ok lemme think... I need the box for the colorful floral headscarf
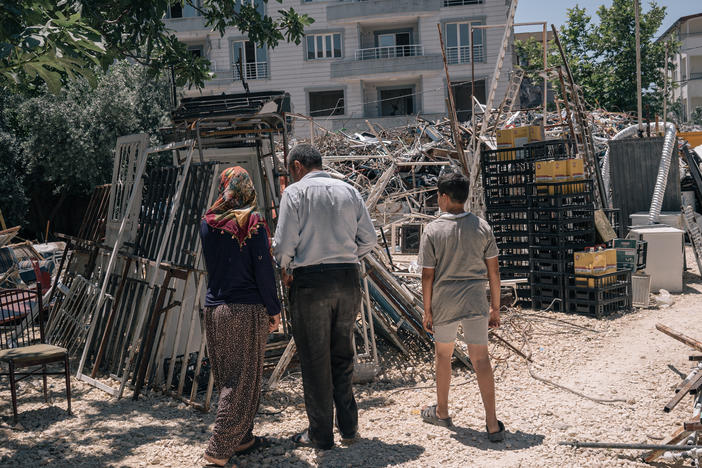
[204,166,268,247]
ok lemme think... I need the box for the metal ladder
[682,204,702,275]
[491,69,525,133]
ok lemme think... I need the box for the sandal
[420,405,452,427]
[235,436,270,455]
[291,429,334,450]
[486,420,505,443]
[201,454,227,467]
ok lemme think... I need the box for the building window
[306,33,342,60]
[232,41,268,80]
[445,21,484,64]
[309,90,345,117]
[188,45,204,58]
[451,79,486,122]
[379,87,414,116]
[237,0,265,15]
[443,0,483,6]
[167,1,202,18]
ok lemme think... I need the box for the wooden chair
[0,285,71,422]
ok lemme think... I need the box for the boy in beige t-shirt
[417,171,505,442]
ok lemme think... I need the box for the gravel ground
[2,250,702,467]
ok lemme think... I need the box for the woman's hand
[269,313,281,333]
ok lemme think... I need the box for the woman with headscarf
[199,166,281,467]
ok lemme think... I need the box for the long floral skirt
[204,303,269,460]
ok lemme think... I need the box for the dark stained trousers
[289,265,360,448]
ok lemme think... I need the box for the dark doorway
[379,87,414,116]
[452,79,486,122]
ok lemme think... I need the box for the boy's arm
[421,267,435,333]
[485,256,501,328]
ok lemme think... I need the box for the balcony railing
[233,62,269,80]
[442,0,483,6]
[355,44,423,61]
[446,44,484,64]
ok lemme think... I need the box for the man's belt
[293,263,358,275]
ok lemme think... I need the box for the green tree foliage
[514,0,677,116]
[0,62,171,230]
[1,0,313,93]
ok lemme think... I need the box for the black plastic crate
[530,181,594,208]
[486,207,531,223]
[501,266,531,278]
[482,147,531,164]
[530,205,595,222]
[530,216,595,235]
[566,270,631,301]
[529,245,577,261]
[484,185,532,208]
[494,236,530,249]
[564,270,632,318]
[531,271,567,288]
[531,257,573,274]
[529,229,597,248]
[523,139,573,161]
[490,220,531,238]
[564,297,630,317]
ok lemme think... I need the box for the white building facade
[659,13,702,122]
[165,0,513,134]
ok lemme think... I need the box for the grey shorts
[433,316,489,345]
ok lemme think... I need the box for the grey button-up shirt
[272,171,377,270]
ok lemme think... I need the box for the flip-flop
[486,420,506,443]
[420,404,452,427]
[235,436,270,455]
[335,414,358,444]
[200,455,227,467]
[291,429,334,450]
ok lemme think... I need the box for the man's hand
[269,313,281,333]
[423,310,433,334]
[281,268,293,287]
[488,306,500,329]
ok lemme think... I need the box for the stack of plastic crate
[528,173,596,311]
[481,146,533,302]
[564,270,632,317]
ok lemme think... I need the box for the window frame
[305,32,343,60]
[167,0,203,18]
[307,88,346,117]
[230,39,270,80]
[443,19,486,65]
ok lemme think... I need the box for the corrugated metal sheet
[609,137,680,227]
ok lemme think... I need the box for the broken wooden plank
[656,323,702,354]
[664,372,702,412]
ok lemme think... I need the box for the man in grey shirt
[273,144,376,449]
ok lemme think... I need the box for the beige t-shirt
[417,212,499,325]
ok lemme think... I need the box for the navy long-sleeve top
[199,219,281,316]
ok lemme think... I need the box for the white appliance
[629,211,683,230]
[628,225,684,293]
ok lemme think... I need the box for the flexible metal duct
[648,122,676,224]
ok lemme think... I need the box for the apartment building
[658,13,702,122]
[165,0,513,134]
